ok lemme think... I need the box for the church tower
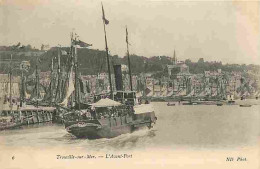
[172,50,177,65]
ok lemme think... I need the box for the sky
[0,0,259,65]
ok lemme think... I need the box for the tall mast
[62,33,74,104]
[68,32,75,108]
[73,36,80,109]
[55,47,62,102]
[166,80,168,93]
[36,57,39,107]
[101,3,113,98]
[144,76,147,97]
[71,34,80,109]
[50,58,54,103]
[9,54,13,111]
[20,69,24,107]
[126,26,133,91]
[210,81,213,97]
[152,80,155,96]
[58,47,61,100]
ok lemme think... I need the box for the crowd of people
[63,105,135,121]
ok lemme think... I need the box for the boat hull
[0,123,23,131]
[64,112,156,139]
[66,121,133,139]
[167,102,175,106]
[239,105,252,107]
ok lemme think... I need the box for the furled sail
[60,69,75,107]
[25,90,31,99]
[186,89,195,97]
[161,87,168,97]
[167,89,173,97]
[177,89,186,96]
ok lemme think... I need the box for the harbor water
[0,103,259,169]
[0,102,259,150]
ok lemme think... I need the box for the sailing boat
[0,55,23,130]
[62,4,156,139]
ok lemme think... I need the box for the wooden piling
[38,111,42,123]
[31,111,35,124]
[25,111,29,125]
[42,111,46,122]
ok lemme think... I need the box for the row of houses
[1,63,259,104]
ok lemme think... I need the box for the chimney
[113,65,123,91]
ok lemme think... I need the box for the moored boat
[0,116,22,130]
[227,100,235,104]
[63,98,156,139]
[167,102,175,106]
[60,4,157,139]
[239,104,252,107]
[216,103,223,106]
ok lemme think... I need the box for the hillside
[0,46,260,77]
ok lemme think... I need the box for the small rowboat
[216,103,223,106]
[167,102,175,106]
[239,104,252,107]
[228,100,235,104]
[0,117,22,131]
